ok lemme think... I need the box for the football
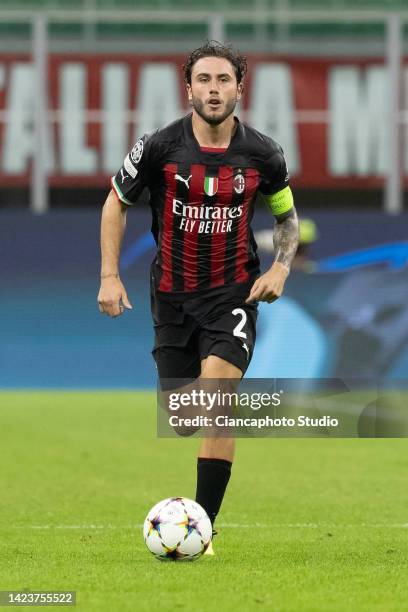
[143,497,212,561]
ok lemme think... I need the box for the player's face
[187,57,242,126]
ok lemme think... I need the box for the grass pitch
[1,391,408,611]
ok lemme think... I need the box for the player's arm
[97,189,133,318]
[246,130,300,305]
[98,135,151,317]
[246,188,299,304]
[269,186,299,270]
[247,143,299,304]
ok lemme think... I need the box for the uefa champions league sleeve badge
[131,139,144,165]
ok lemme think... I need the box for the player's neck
[191,111,236,148]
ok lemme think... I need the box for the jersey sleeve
[111,134,152,206]
[258,143,290,196]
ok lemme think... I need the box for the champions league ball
[143,497,212,561]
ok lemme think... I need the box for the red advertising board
[0,54,401,187]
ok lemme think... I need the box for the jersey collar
[183,112,242,160]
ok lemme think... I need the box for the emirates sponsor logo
[172,198,243,234]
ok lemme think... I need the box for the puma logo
[120,168,127,184]
[175,174,192,188]
[242,343,250,360]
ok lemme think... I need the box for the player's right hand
[97,276,133,318]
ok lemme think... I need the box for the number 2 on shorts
[232,308,247,339]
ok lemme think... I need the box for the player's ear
[237,82,243,100]
[186,83,193,105]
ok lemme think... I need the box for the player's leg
[195,355,241,532]
[194,298,257,537]
[199,354,241,461]
[151,290,204,434]
[154,343,204,437]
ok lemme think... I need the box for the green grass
[1,391,408,611]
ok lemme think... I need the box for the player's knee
[172,423,202,438]
[201,436,235,456]
[200,355,242,379]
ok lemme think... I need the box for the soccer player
[98,41,299,551]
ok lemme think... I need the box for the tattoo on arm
[273,208,299,270]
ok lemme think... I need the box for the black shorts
[151,281,258,381]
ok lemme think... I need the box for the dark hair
[183,41,247,85]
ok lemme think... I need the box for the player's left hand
[245,262,289,304]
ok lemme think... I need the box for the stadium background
[2,3,408,611]
[0,0,407,388]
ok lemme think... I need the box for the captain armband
[263,186,294,217]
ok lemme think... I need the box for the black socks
[195,457,232,526]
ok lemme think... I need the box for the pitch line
[8,523,408,530]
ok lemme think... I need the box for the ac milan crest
[233,173,245,194]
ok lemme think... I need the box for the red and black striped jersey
[112,114,290,293]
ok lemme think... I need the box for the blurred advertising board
[0,54,404,187]
[1,210,407,388]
